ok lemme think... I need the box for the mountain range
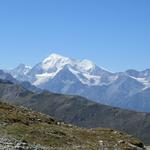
[7,53,150,112]
[0,77,150,145]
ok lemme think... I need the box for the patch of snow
[77,59,96,72]
[129,76,150,90]
[25,65,32,69]
[82,73,101,85]
[99,66,114,74]
[68,67,101,86]
[33,72,56,86]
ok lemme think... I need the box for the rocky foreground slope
[0,80,150,145]
[0,101,146,150]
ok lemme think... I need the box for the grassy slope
[0,81,150,145]
[0,101,144,150]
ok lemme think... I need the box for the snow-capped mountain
[25,53,115,87]
[9,64,31,81]
[8,53,150,112]
[126,69,150,89]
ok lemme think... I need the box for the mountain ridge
[8,53,150,112]
[0,79,150,144]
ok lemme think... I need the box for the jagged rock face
[8,54,150,112]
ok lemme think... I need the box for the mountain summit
[8,53,150,112]
[12,53,113,87]
[41,53,110,76]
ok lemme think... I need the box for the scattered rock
[0,137,48,150]
[118,140,125,144]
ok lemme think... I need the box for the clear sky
[0,0,150,72]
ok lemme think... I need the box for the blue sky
[0,0,150,72]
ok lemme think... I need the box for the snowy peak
[42,53,73,72]
[41,53,111,75]
[16,64,31,72]
[42,53,95,69]
[14,64,31,75]
[8,64,32,81]
[9,53,114,87]
[37,53,113,86]
[43,53,70,63]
